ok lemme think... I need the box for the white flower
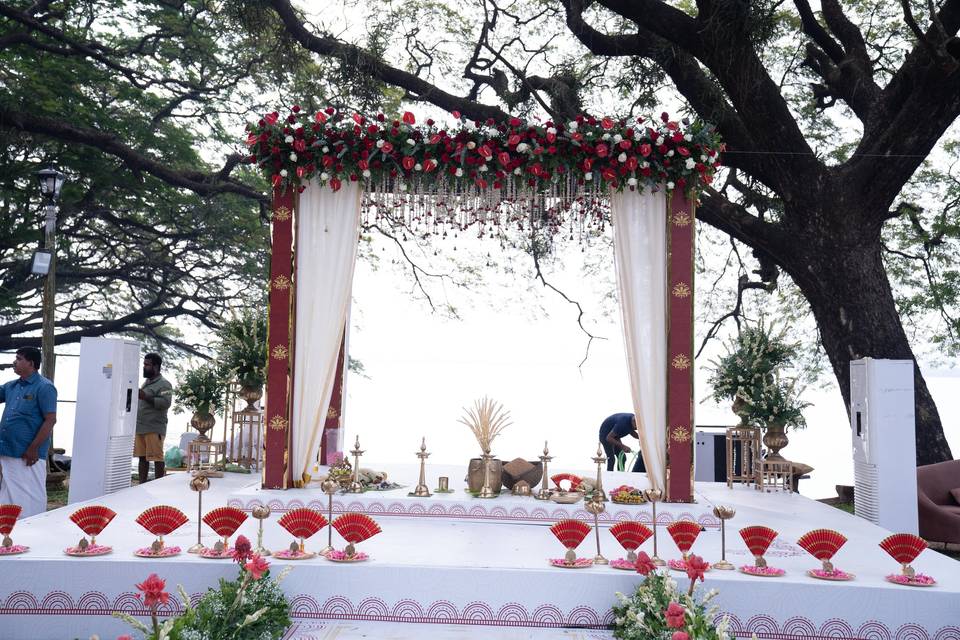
[667,150,675,157]
[656,136,664,145]
[701,155,708,162]
[284,135,294,144]
[568,121,578,131]
[322,146,329,153]
[467,141,476,149]
[479,164,488,172]
[362,169,371,178]
[279,169,288,177]
[399,182,407,191]
[686,158,696,170]
[628,177,637,186]
[516,142,530,153]
[585,172,593,181]
[641,161,650,168]
[513,167,522,175]
[376,139,384,148]
[289,152,297,162]
[320,172,329,180]
[455,167,463,177]
[602,133,611,140]
[547,127,557,135]
[618,152,627,162]
[414,163,422,171]
[684,134,692,141]
[406,138,415,146]
[667,181,675,189]
[613,134,622,143]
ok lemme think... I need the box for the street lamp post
[35,167,65,383]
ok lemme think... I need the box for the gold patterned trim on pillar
[270,344,289,360]
[671,354,691,370]
[273,206,292,222]
[671,282,691,298]
[671,212,692,227]
[272,275,291,291]
[269,415,289,431]
[670,425,692,443]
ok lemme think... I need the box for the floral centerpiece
[114,535,291,640]
[217,310,267,410]
[613,552,729,640]
[175,362,227,440]
[707,323,809,459]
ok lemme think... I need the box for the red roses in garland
[245,107,723,196]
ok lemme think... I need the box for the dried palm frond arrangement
[458,397,513,455]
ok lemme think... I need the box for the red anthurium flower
[546,132,556,143]
[381,141,394,154]
[582,158,593,171]
[423,159,437,172]
[292,105,301,113]
[351,113,363,125]
[293,139,306,153]
[634,551,656,576]
[508,134,522,147]
[429,134,442,145]
[601,117,614,130]
[135,574,169,609]
[402,111,416,124]
[478,144,493,159]
[596,143,609,158]
[497,152,511,166]
[271,174,282,187]
[475,178,488,189]
[329,177,342,191]
[667,120,679,130]
[358,159,369,170]
[265,112,279,125]
[509,117,522,127]
[296,166,306,178]
[677,146,690,156]
[452,110,461,119]
[402,156,416,171]
[619,140,632,150]
[601,166,617,181]
[626,156,638,171]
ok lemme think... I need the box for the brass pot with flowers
[217,310,267,412]
[175,363,227,441]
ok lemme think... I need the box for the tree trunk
[786,229,952,466]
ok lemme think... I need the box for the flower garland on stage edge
[244,107,723,198]
[613,552,730,640]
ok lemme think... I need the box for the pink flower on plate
[244,554,270,580]
[135,574,169,609]
[665,602,686,628]
[634,551,656,576]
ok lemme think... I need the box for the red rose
[667,121,679,131]
[402,156,415,171]
[509,117,522,127]
[324,106,335,115]
[292,105,301,113]
[402,111,416,125]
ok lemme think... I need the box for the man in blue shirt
[599,413,646,473]
[0,347,57,517]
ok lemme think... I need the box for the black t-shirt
[599,413,635,440]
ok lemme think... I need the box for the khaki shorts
[134,433,165,462]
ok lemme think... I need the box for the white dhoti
[0,455,46,518]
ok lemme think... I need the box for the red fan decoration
[202,507,248,538]
[740,525,777,558]
[332,513,381,558]
[136,506,189,537]
[667,520,702,557]
[69,505,117,538]
[550,473,583,491]
[609,521,652,561]
[278,508,328,540]
[0,504,21,536]
[550,518,592,564]
[879,533,927,566]
[797,529,846,564]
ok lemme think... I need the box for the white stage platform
[0,465,958,640]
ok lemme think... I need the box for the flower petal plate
[0,545,28,556]
[739,564,785,577]
[273,549,317,560]
[885,574,936,587]
[64,544,112,557]
[198,547,235,559]
[807,568,854,581]
[609,558,636,571]
[549,557,593,569]
[326,551,369,563]
[134,546,181,558]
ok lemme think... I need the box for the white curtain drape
[611,189,667,491]
[291,181,362,484]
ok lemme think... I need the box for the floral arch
[247,107,723,503]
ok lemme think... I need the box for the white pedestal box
[67,337,141,504]
[849,357,918,533]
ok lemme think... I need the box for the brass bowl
[549,491,583,504]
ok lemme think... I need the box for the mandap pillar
[665,190,695,502]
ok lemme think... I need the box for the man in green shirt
[134,352,173,483]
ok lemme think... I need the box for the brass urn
[191,411,216,441]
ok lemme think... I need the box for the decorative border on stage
[1,591,957,639]
[225,497,722,528]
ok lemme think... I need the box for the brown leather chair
[916,460,960,544]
